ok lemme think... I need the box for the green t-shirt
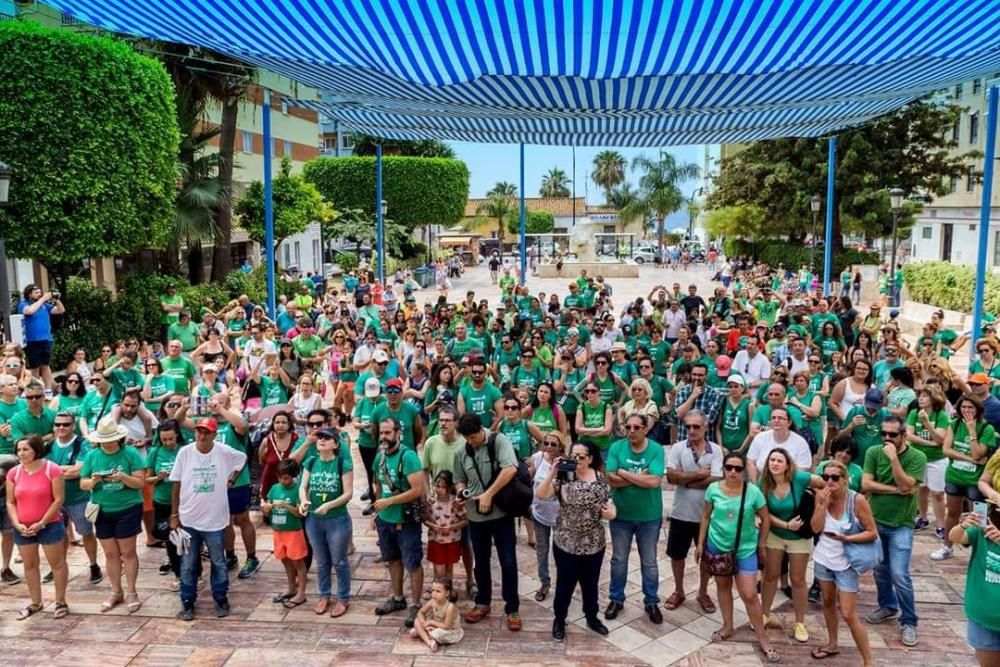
[420,433,466,478]
[293,335,325,360]
[963,526,1000,631]
[80,445,147,513]
[79,391,115,431]
[144,375,175,412]
[754,300,780,327]
[606,438,664,523]
[258,375,289,407]
[146,444,180,505]
[705,481,767,558]
[218,421,250,488]
[371,401,421,451]
[843,406,889,462]
[872,359,903,390]
[161,358,197,395]
[167,321,201,351]
[374,447,423,524]
[816,459,863,492]
[946,420,997,488]
[499,418,532,459]
[760,469,813,541]
[160,294,183,325]
[459,382,503,428]
[46,437,90,505]
[563,294,585,309]
[267,479,304,531]
[554,367,586,413]
[510,364,550,396]
[10,407,56,442]
[55,395,85,424]
[720,397,751,450]
[751,403,804,431]
[0,398,26,455]
[862,444,926,527]
[352,398,384,448]
[110,367,143,400]
[905,408,949,462]
[579,400,612,450]
[448,337,480,358]
[935,329,958,360]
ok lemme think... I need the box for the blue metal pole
[376,144,384,285]
[263,89,276,319]
[823,136,836,298]
[519,143,526,284]
[972,85,999,352]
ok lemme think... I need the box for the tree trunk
[497,217,504,262]
[657,216,665,260]
[162,240,182,277]
[187,241,205,285]
[210,96,238,282]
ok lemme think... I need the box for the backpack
[470,433,533,517]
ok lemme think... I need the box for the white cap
[364,377,382,398]
[372,349,389,363]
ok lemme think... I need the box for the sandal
[126,592,142,614]
[16,603,43,621]
[282,597,307,609]
[313,598,330,615]
[534,584,550,602]
[101,591,124,612]
[711,629,733,642]
[330,600,349,618]
[663,591,686,610]
[811,647,840,660]
[272,593,294,604]
[53,602,69,619]
[697,594,716,614]
[763,648,780,663]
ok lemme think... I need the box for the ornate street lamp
[889,187,904,306]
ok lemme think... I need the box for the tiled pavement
[0,265,978,665]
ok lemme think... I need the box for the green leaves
[235,156,328,250]
[0,22,178,266]
[903,262,1000,314]
[505,210,555,235]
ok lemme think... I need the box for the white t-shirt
[747,430,812,473]
[119,413,158,458]
[662,309,686,338]
[731,350,772,385]
[242,338,277,370]
[169,442,247,531]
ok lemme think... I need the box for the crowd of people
[1,258,997,664]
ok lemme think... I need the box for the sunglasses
[583,388,598,394]
[821,474,842,482]
[684,423,704,429]
[624,425,644,432]
[166,402,181,409]
[54,422,73,428]
[880,430,901,437]
[595,360,608,366]
[543,441,561,447]
[386,388,402,394]
[724,464,745,473]
[66,379,80,384]
[308,421,327,428]
[25,395,43,401]
[376,361,388,366]
[570,453,589,460]
[504,404,520,410]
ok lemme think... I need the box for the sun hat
[86,417,129,444]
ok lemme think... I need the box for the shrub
[902,261,999,313]
[721,239,877,282]
[335,252,359,273]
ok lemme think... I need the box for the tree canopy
[236,156,331,254]
[304,157,469,231]
[505,210,555,235]
[350,135,456,158]
[0,22,179,278]
[592,150,627,204]
[323,208,425,261]
[540,168,571,197]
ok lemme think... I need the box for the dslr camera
[556,459,577,483]
[459,488,473,500]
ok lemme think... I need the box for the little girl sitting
[410,577,463,652]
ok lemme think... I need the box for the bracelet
[170,513,179,518]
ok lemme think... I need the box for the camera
[459,488,473,500]
[51,291,61,301]
[556,459,577,483]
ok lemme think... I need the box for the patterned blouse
[423,497,467,544]
[553,474,611,555]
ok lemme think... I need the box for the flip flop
[711,629,733,642]
[811,647,840,660]
[283,598,307,609]
[16,603,42,621]
[272,593,294,604]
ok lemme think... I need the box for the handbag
[705,482,748,577]
[790,478,818,539]
[843,490,882,574]
[84,500,100,523]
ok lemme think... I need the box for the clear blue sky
[450,142,704,203]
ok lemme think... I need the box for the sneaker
[0,567,21,584]
[375,596,408,616]
[506,612,522,631]
[935,527,946,541]
[914,517,930,531]
[865,608,899,625]
[238,556,262,579]
[930,546,953,561]
[404,604,420,628]
[901,624,918,647]
[178,604,195,621]
[89,564,103,584]
[225,554,238,571]
[808,580,821,603]
[42,570,53,583]
[794,622,809,642]
[215,597,231,618]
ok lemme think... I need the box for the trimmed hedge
[723,239,878,279]
[902,261,1000,314]
[304,157,469,231]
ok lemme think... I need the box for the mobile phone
[974,501,989,527]
[822,531,839,538]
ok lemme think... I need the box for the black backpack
[470,433,533,517]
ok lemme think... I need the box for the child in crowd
[410,577,463,652]
[263,459,307,608]
[422,470,468,587]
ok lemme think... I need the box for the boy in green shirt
[263,458,308,607]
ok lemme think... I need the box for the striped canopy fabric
[47,0,1000,146]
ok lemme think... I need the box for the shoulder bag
[843,490,882,573]
[470,433,533,517]
[790,476,818,539]
[705,482,748,577]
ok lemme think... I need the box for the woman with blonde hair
[617,377,659,430]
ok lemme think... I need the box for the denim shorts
[706,539,758,575]
[968,618,1000,651]
[95,503,143,540]
[945,482,986,501]
[13,519,65,546]
[63,500,95,537]
[813,560,860,593]
[375,517,423,571]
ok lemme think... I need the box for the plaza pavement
[0,262,976,666]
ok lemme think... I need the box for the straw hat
[87,417,128,444]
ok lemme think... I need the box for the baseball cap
[566,327,579,337]
[316,427,339,439]
[715,355,732,377]
[195,417,218,433]
[202,363,219,373]
[864,387,884,409]
[970,372,990,385]
[726,373,746,388]
[372,349,389,363]
[386,378,404,391]
[364,377,382,398]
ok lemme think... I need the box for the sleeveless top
[838,380,867,419]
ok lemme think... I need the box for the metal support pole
[889,208,899,307]
[822,137,836,297]
[519,143,526,285]
[263,89,276,319]
[811,210,817,269]
[973,85,999,352]
[376,144,385,285]
[0,240,10,342]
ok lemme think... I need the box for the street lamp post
[0,162,11,342]
[889,187,904,307]
[810,194,821,269]
[377,198,387,282]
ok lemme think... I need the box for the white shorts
[922,458,947,493]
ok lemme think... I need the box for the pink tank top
[11,460,62,525]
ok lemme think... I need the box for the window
[294,242,301,268]
[280,100,289,115]
[994,231,1000,266]
[949,175,958,193]
[971,113,980,144]
[922,226,933,239]
[312,239,321,271]
[968,171,976,192]
[340,134,356,150]
[952,118,960,142]
[273,138,280,157]
[955,83,963,99]
[241,130,253,153]
[284,140,293,157]
[283,243,291,267]
[323,136,338,151]
[974,79,983,95]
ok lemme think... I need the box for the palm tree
[632,153,701,252]
[540,168,571,197]
[477,186,517,261]
[592,150,628,204]
[608,184,650,236]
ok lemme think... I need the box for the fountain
[535,220,641,278]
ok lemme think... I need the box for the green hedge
[304,157,469,231]
[723,239,878,279]
[902,261,1000,314]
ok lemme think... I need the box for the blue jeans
[609,518,661,605]
[305,514,352,601]
[873,523,918,627]
[180,527,227,605]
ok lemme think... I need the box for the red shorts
[427,540,462,565]
[273,529,308,561]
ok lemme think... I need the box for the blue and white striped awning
[45,0,1000,146]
